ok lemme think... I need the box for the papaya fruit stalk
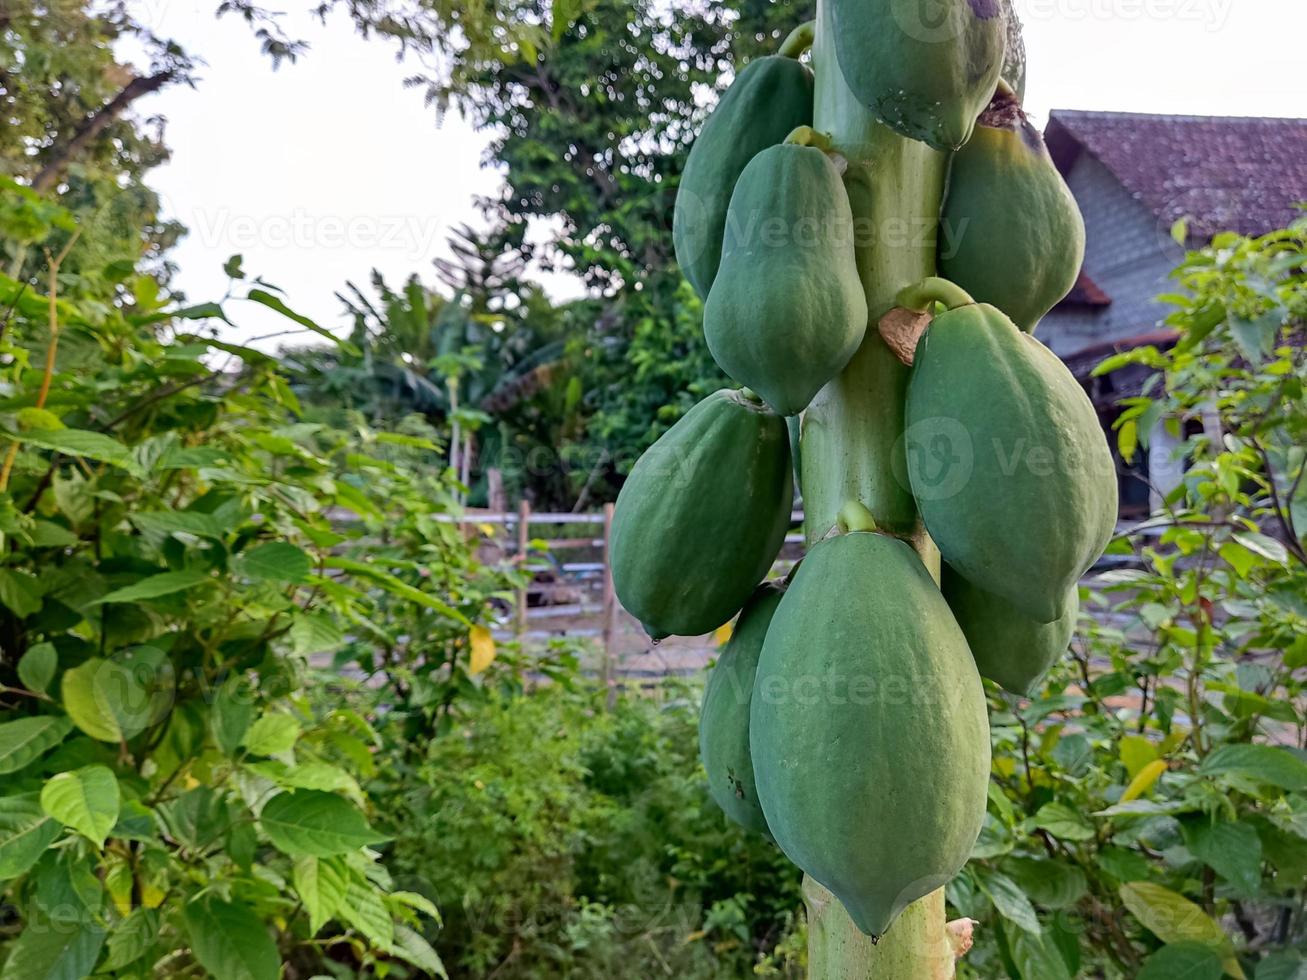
[794,2,998,975]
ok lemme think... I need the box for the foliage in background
[0,1,192,285]
[266,0,807,504]
[282,223,599,509]
[0,186,525,978]
[952,219,1307,980]
[356,676,804,979]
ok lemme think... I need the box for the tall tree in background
[313,0,815,485]
[0,1,194,284]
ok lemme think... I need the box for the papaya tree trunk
[797,3,959,976]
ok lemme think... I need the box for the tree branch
[31,70,180,195]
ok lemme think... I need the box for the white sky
[134,0,1307,347]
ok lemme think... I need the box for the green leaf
[246,760,362,801]
[234,541,312,583]
[1098,846,1153,883]
[8,428,138,472]
[183,897,279,980]
[1135,942,1224,980]
[0,793,61,879]
[290,612,344,656]
[0,914,105,980]
[0,568,42,617]
[1003,856,1088,909]
[1231,531,1289,566]
[212,675,257,757]
[293,855,348,934]
[102,907,159,971]
[324,555,471,625]
[389,890,441,922]
[28,521,77,548]
[172,301,229,322]
[17,643,57,694]
[247,288,360,355]
[60,650,175,743]
[94,569,209,604]
[1219,540,1259,578]
[1184,820,1263,893]
[1119,883,1244,979]
[1255,952,1307,980]
[982,870,1040,935]
[1031,801,1096,842]
[130,508,240,540]
[1010,928,1072,980]
[242,714,300,756]
[1199,743,1307,791]
[259,790,387,857]
[1228,311,1280,362]
[392,924,448,978]
[112,799,157,843]
[338,867,394,951]
[40,765,120,847]
[0,716,73,774]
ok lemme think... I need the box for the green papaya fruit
[699,582,784,837]
[943,565,1078,696]
[904,303,1117,623]
[751,531,989,938]
[703,141,867,417]
[829,0,1006,151]
[611,389,793,638]
[673,56,815,300]
[939,90,1085,332]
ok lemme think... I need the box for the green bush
[369,677,803,978]
[953,220,1307,979]
[0,183,523,978]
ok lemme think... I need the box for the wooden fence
[441,503,806,682]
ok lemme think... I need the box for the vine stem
[0,227,81,493]
[797,2,965,976]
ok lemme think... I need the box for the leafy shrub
[953,220,1307,979]
[369,677,803,978]
[0,186,518,977]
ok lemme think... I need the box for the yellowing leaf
[140,882,165,909]
[105,859,134,916]
[1121,759,1168,802]
[1119,882,1245,979]
[1118,419,1139,464]
[469,626,496,675]
[1160,728,1190,755]
[714,622,734,647]
[1119,735,1159,780]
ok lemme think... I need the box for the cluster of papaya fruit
[612,0,1117,943]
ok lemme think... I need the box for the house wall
[1038,153,1186,358]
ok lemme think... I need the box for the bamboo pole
[514,498,530,636]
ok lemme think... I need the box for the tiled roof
[1045,111,1307,238]
[1061,271,1112,307]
